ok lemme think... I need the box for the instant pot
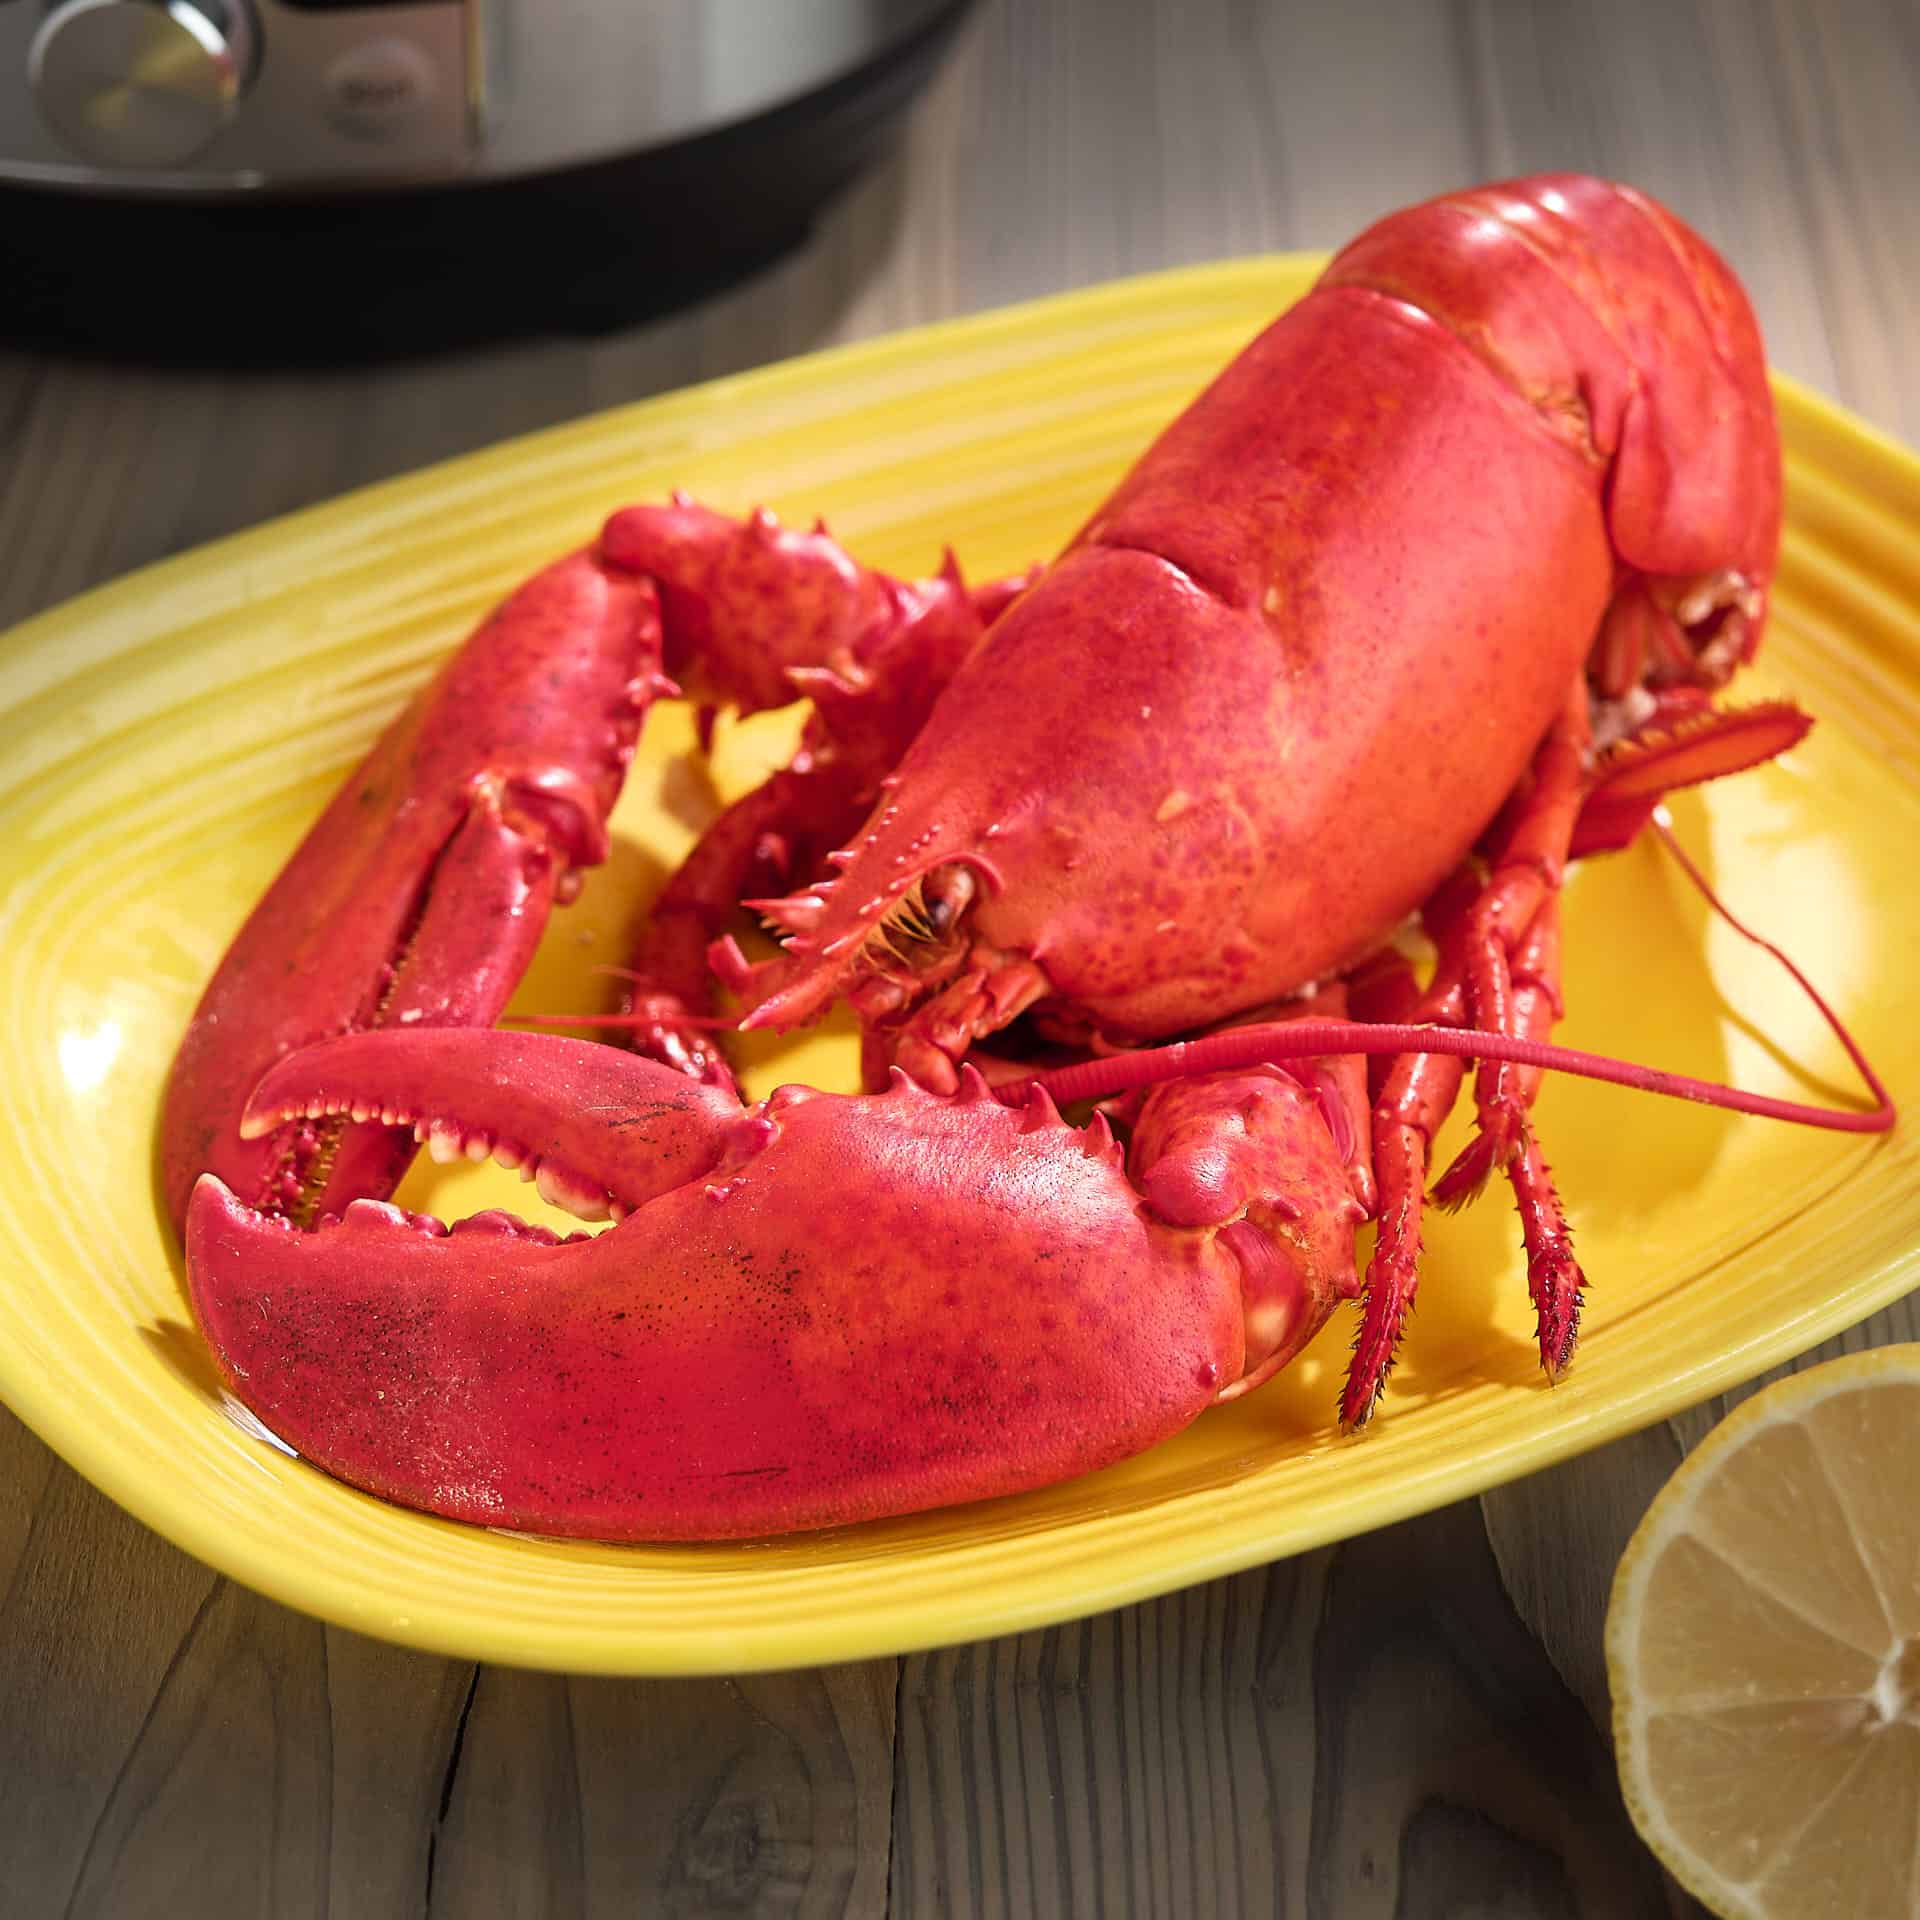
[0,0,970,356]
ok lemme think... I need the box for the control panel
[3,0,474,190]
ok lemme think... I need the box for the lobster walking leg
[1506,1086,1582,1377]
[1346,652,1800,1419]
[1419,672,1820,1378]
[1447,891,1585,1376]
[1347,967,1467,1428]
[1433,686,1591,1199]
[1343,692,1590,1424]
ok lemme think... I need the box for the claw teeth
[416,1116,499,1165]
[450,1210,565,1246]
[1020,1084,1063,1133]
[343,1199,408,1231]
[534,1159,612,1223]
[335,1198,452,1238]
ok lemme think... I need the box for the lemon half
[1606,1346,1920,1917]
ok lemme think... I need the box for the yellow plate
[2,260,1916,1676]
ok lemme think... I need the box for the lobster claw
[160,547,663,1233]
[186,1031,1366,1539]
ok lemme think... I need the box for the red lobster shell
[165,175,1849,1542]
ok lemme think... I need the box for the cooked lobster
[163,175,1881,1542]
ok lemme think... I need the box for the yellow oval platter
[2,259,1916,1675]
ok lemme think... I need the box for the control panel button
[322,36,438,141]
[29,0,257,169]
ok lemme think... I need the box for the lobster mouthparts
[188,1032,1303,1540]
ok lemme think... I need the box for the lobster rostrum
[165,175,1882,1544]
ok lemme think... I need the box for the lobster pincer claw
[186,1033,1365,1540]
[160,547,663,1236]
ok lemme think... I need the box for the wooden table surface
[3,2,1916,1913]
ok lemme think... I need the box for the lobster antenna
[1010,810,1895,1134]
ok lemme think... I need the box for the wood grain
[889,1506,1690,1917]
[426,1662,896,1917]
[1,0,1916,1913]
